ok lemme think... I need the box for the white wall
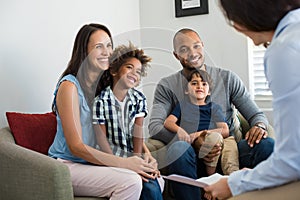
[0,0,140,127]
[139,0,249,111]
[138,0,276,125]
[0,0,272,128]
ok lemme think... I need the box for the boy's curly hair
[95,42,151,96]
[109,42,151,77]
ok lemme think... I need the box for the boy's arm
[93,124,113,154]
[164,114,190,142]
[133,117,144,156]
[213,122,229,138]
[164,114,179,133]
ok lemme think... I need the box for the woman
[204,1,300,199]
[48,23,157,200]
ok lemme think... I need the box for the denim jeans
[238,137,274,168]
[166,138,274,200]
[140,178,163,200]
[167,141,202,200]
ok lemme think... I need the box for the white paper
[162,173,227,188]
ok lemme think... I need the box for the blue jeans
[238,137,274,168]
[166,138,274,200]
[140,178,162,200]
[167,141,202,200]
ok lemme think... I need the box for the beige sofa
[0,127,105,200]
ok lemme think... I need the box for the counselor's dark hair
[219,0,300,32]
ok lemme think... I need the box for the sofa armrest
[0,139,74,200]
[0,127,15,143]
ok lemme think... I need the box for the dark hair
[60,23,112,78]
[185,69,213,92]
[53,23,112,112]
[95,42,151,96]
[219,0,300,32]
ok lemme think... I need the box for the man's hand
[245,123,268,147]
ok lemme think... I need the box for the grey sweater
[149,65,268,144]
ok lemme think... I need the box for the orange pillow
[6,112,57,155]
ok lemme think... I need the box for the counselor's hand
[204,177,232,200]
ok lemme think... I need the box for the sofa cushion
[6,112,57,155]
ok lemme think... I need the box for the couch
[0,126,105,200]
[1,110,298,200]
[0,112,107,200]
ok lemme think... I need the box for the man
[149,28,274,200]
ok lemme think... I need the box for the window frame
[248,39,273,101]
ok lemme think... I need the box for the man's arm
[149,80,177,144]
[229,71,269,145]
[229,71,268,127]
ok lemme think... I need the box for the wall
[139,0,274,125]
[0,0,273,128]
[139,0,248,108]
[0,0,140,127]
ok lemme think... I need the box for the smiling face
[87,30,113,70]
[113,57,142,90]
[186,73,210,105]
[173,31,205,70]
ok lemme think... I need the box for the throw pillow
[6,112,57,155]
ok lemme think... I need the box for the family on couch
[49,12,274,199]
[3,0,298,200]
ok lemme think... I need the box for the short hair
[185,69,213,91]
[173,28,201,50]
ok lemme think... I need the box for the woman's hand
[121,156,156,181]
[143,152,161,179]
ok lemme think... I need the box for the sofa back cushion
[6,112,57,155]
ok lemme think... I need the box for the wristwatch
[255,124,267,131]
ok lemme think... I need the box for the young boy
[164,69,235,175]
[92,42,163,199]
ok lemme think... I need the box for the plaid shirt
[93,86,147,157]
